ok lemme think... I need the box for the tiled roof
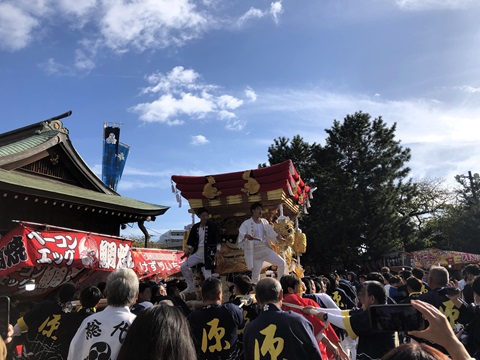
[0,168,169,216]
[0,131,58,157]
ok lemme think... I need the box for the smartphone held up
[369,304,426,332]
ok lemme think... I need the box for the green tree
[311,112,415,266]
[259,135,319,184]
[399,178,454,251]
[264,111,419,270]
[418,172,480,254]
[455,171,480,207]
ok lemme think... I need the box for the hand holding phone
[408,300,471,360]
[369,303,425,332]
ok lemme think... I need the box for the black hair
[400,270,412,281]
[97,281,107,293]
[320,276,331,290]
[117,305,196,360]
[301,277,313,294]
[382,342,449,360]
[233,275,253,295]
[363,280,386,304]
[201,277,222,302]
[323,274,336,293]
[250,202,263,212]
[406,277,422,293]
[139,282,152,293]
[388,276,401,286]
[166,279,187,294]
[313,280,322,293]
[464,264,480,276]
[280,274,301,294]
[411,268,425,280]
[472,276,480,296]
[196,207,209,216]
[367,272,386,284]
[58,282,76,303]
[80,286,102,309]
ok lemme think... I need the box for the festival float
[171,160,314,277]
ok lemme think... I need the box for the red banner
[132,248,184,282]
[0,225,134,277]
[0,224,184,299]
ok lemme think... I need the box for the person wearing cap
[181,207,221,294]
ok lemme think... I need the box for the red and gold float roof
[171,160,311,218]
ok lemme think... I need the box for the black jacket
[187,219,221,269]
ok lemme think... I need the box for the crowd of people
[0,203,479,360]
[1,262,479,360]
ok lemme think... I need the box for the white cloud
[122,167,175,177]
[0,3,39,51]
[117,179,166,191]
[218,110,236,120]
[130,66,248,128]
[191,135,209,145]
[225,119,246,131]
[98,0,210,52]
[0,1,283,71]
[237,7,265,26]
[395,0,479,10]
[216,95,243,109]
[131,93,214,123]
[142,66,203,94]
[74,49,96,71]
[247,86,480,185]
[236,3,283,27]
[245,87,257,102]
[166,119,185,126]
[58,0,97,18]
[454,85,480,94]
[38,58,74,76]
[270,1,283,24]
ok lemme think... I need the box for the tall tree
[418,172,480,254]
[311,112,415,267]
[259,135,319,184]
[398,178,454,251]
[263,111,417,270]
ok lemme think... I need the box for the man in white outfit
[238,202,286,283]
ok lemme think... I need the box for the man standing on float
[238,202,286,283]
[181,207,221,294]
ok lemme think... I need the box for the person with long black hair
[117,304,196,360]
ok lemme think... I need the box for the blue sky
[1,0,480,239]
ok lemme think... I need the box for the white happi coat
[237,217,279,269]
[67,306,136,360]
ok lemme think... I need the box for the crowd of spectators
[1,261,480,360]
